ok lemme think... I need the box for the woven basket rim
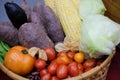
[64,50,115,80]
[0,51,115,80]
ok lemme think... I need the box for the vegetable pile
[31,47,105,80]
[0,0,120,80]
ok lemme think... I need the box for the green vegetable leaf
[0,41,10,51]
[79,15,120,57]
[0,44,6,54]
[79,0,106,19]
[0,56,4,64]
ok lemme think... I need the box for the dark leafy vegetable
[0,41,10,51]
[4,2,28,29]
[0,41,10,64]
[0,56,4,64]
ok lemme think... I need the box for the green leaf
[0,41,10,51]
[79,14,120,57]
[79,0,106,19]
[0,56,4,64]
[0,44,6,54]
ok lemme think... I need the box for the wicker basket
[64,51,115,80]
[0,51,115,80]
[0,0,120,80]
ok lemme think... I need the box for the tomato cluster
[34,47,103,80]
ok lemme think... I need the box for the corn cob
[44,0,57,15]
[45,0,80,14]
[71,0,80,10]
[54,0,82,42]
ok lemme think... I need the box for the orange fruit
[74,52,85,63]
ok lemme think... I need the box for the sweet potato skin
[33,2,65,43]
[0,21,19,46]
[21,0,31,21]
[33,2,47,26]
[43,5,65,43]
[30,11,47,33]
[33,2,45,19]
[18,23,54,49]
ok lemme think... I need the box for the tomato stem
[22,50,28,54]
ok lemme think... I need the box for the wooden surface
[103,0,120,23]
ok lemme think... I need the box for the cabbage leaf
[79,15,120,57]
[79,0,106,19]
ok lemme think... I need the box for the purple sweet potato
[21,0,31,21]
[0,21,19,46]
[30,11,46,33]
[43,5,65,43]
[33,2,65,43]
[33,2,45,19]
[18,23,54,49]
[33,2,46,26]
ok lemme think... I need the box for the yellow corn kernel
[55,0,82,42]
[71,0,80,10]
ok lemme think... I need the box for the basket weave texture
[0,51,115,80]
[64,51,115,80]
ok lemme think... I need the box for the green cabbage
[79,15,120,57]
[79,0,106,19]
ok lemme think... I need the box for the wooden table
[0,51,120,80]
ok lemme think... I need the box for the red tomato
[41,73,51,80]
[51,76,60,80]
[78,63,84,71]
[35,59,46,70]
[67,51,75,60]
[47,61,58,75]
[57,51,67,57]
[44,47,56,61]
[68,62,79,77]
[56,64,68,79]
[56,55,70,65]
[78,63,84,74]
[40,69,48,77]
[83,58,96,69]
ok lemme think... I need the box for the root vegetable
[18,23,54,49]
[21,0,31,21]
[0,21,19,46]
[33,2,65,43]
[43,5,65,43]
[30,11,47,33]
